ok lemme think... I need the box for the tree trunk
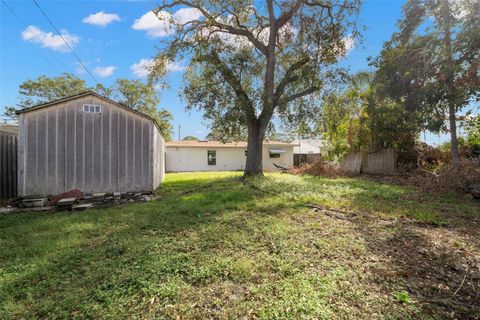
[449,104,460,164]
[244,120,267,177]
[443,0,460,165]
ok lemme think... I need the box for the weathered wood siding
[341,149,396,175]
[0,131,17,199]
[341,152,363,174]
[362,149,396,175]
[18,94,164,196]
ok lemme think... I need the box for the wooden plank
[127,113,134,191]
[111,108,119,191]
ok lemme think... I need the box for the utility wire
[1,0,62,73]
[31,0,99,84]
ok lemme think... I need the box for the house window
[269,148,286,159]
[244,150,247,156]
[83,104,102,113]
[207,150,216,165]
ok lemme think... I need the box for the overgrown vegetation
[1,172,478,319]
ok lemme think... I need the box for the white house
[293,139,331,156]
[165,140,295,172]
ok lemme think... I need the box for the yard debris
[306,204,357,220]
[3,190,157,214]
[72,203,94,211]
[408,158,480,199]
[273,162,289,172]
[56,197,79,211]
[51,189,85,204]
[22,197,48,208]
[290,159,346,178]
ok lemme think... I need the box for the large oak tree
[149,0,360,176]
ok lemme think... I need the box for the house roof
[166,140,295,148]
[15,91,166,137]
[0,124,18,135]
[293,139,330,154]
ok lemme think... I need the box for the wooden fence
[0,132,17,199]
[341,149,396,175]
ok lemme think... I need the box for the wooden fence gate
[0,132,17,199]
[341,149,396,175]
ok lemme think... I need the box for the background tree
[2,73,88,116]
[372,0,480,164]
[150,0,360,176]
[2,74,174,140]
[113,79,173,140]
[183,135,199,141]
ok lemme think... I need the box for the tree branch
[154,1,268,55]
[197,51,257,121]
[276,86,321,106]
[276,0,304,29]
[274,57,310,102]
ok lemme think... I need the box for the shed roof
[15,91,165,137]
[166,140,295,148]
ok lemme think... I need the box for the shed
[16,91,165,197]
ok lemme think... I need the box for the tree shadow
[0,174,300,317]
[349,216,480,319]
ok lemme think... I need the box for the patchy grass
[1,172,479,319]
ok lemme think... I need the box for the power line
[31,0,99,84]
[1,0,62,73]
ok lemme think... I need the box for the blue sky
[0,0,455,143]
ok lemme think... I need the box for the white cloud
[343,35,355,54]
[130,58,185,78]
[132,8,202,38]
[83,11,121,27]
[21,25,79,52]
[94,66,116,77]
[167,61,186,73]
[130,58,152,78]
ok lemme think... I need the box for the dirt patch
[304,204,480,319]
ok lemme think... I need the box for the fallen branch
[306,204,357,221]
[449,268,468,300]
[273,163,289,173]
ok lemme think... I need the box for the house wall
[165,145,293,172]
[18,95,162,196]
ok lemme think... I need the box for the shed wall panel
[127,114,134,191]
[93,107,103,193]
[25,115,37,195]
[101,102,111,191]
[110,108,119,191]
[47,109,57,193]
[65,100,77,191]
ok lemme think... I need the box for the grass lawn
[1,172,479,319]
